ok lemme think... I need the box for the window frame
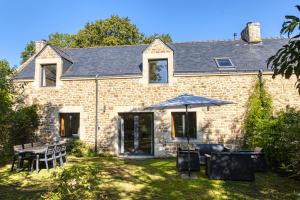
[171,112,197,139]
[148,59,168,84]
[40,63,57,87]
[59,112,80,138]
[214,57,235,69]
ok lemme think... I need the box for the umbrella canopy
[145,93,234,110]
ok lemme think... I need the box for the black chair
[196,144,230,165]
[205,153,231,180]
[177,148,200,172]
[239,148,267,172]
[31,145,55,172]
[230,153,255,181]
[206,152,255,181]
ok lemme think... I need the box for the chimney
[241,22,262,43]
[35,40,47,53]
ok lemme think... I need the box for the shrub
[243,77,300,178]
[267,108,300,178]
[67,139,94,157]
[42,165,103,200]
[243,78,273,149]
[0,60,40,159]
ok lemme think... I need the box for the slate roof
[14,38,287,80]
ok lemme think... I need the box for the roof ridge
[171,36,286,45]
[64,43,148,50]
[63,36,288,50]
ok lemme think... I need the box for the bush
[0,59,40,159]
[266,108,300,178]
[67,139,94,157]
[243,78,273,149]
[42,165,103,200]
[243,77,300,179]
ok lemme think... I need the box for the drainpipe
[258,69,263,101]
[95,74,99,152]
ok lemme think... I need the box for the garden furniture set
[177,143,266,181]
[11,141,67,173]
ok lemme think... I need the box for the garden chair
[60,142,67,164]
[54,144,63,166]
[31,145,55,172]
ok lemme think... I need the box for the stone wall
[19,73,300,157]
[17,40,300,157]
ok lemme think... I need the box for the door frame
[118,112,154,156]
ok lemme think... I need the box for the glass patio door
[119,113,153,155]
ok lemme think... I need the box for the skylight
[215,58,235,69]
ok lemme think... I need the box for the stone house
[14,22,300,157]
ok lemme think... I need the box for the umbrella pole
[185,104,191,177]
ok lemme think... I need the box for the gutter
[95,74,99,152]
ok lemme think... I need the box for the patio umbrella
[145,93,234,176]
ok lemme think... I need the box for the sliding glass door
[119,113,153,155]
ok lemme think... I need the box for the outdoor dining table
[14,141,65,173]
[15,145,47,172]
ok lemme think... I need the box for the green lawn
[0,156,300,200]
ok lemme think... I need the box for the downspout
[258,69,263,103]
[95,74,99,152]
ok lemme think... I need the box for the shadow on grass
[1,156,300,200]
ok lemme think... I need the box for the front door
[119,113,153,155]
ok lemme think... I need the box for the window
[60,113,80,137]
[215,58,234,68]
[171,112,196,139]
[41,64,57,87]
[149,59,168,83]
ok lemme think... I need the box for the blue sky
[0,0,298,66]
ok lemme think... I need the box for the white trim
[13,79,34,82]
[61,74,142,81]
[15,71,273,82]
[173,71,274,77]
[166,108,203,143]
[214,57,235,69]
[34,58,63,89]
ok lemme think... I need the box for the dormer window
[215,58,235,69]
[41,64,57,87]
[149,59,168,83]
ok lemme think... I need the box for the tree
[48,32,76,48]
[268,5,300,93]
[0,60,14,120]
[0,59,39,156]
[20,41,35,64]
[75,15,143,47]
[20,15,173,63]
[142,33,172,44]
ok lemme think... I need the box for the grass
[0,156,300,200]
